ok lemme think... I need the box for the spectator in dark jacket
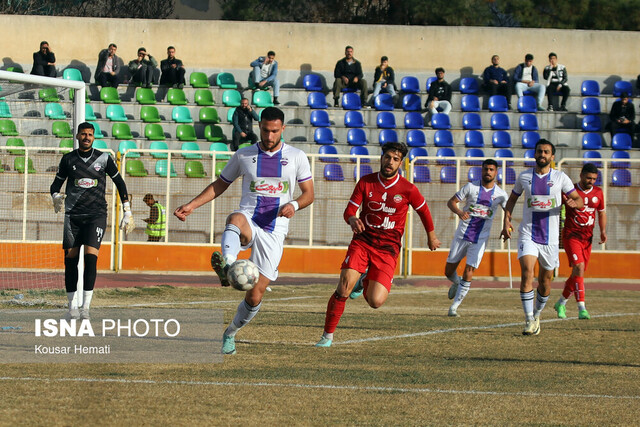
[31,41,56,77]
[426,67,452,115]
[543,52,570,111]
[95,43,119,88]
[372,56,396,100]
[160,46,186,88]
[333,46,368,107]
[482,55,511,108]
[609,92,635,136]
[231,98,259,151]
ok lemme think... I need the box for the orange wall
[0,243,111,269]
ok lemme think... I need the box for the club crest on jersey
[93,163,102,172]
[393,194,403,203]
[592,196,598,204]
[547,180,554,187]
[280,158,289,166]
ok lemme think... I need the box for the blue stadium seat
[582,133,603,150]
[462,113,482,130]
[376,111,396,129]
[401,76,420,94]
[303,74,323,91]
[517,96,537,113]
[310,110,331,127]
[581,80,600,96]
[307,92,328,109]
[440,165,457,183]
[425,76,437,92]
[402,94,422,111]
[409,147,429,165]
[495,148,514,166]
[582,115,602,132]
[611,151,631,168]
[468,166,482,181]
[431,113,451,129]
[581,97,601,115]
[519,114,539,131]
[613,80,633,97]
[378,129,398,145]
[353,164,373,180]
[436,147,456,165]
[404,112,424,129]
[464,130,484,148]
[319,144,339,162]
[314,127,334,145]
[374,93,394,111]
[434,130,454,147]
[347,128,367,146]
[490,113,510,130]
[324,164,344,181]
[488,95,508,112]
[611,169,631,187]
[406,129,427,147]
[413,165,431,183]
[460,95,481,112]
[465,148,484,165]
[521,131,540,149]
[611,133,632,150]
[350,145,370,163]
[344,110,365,128]
[341,92,361,110]
[582,150,602,167]
[459,77,479,94]
[523,149,536,166]
[497,167,516,185]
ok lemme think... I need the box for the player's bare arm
[447,195,470,221]
[501,192,519,240]
[427,230,441,250]
[565,190,584,210]
[174,179,230,221]
[348,216,365,234]
[278,179,315,218]
[598,210,607,244]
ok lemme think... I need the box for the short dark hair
[167,46,175,50]
[525,53,534,61]
[108,43,117,49]
[345,45,353,51]
[143,193,155,202]
[582,163,598,175]
[548,52,557,59]
[77,122,94,132]
[40,41,49,48]
[240,97,249,102]
[621,92,630,99]
[138,47,147,54]
[267,50,276,57]
[381,142,408,159]
[381,56,388,62]
[482,159,498,168]
[435,67,445,74]
[535,138,555,155]
[260,106,285,123]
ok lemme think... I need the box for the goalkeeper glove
[120,201,135,234]
[52,192,65,213]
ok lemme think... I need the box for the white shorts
[446,237,487,269]
[238,211,285,282]
[517,238,559,271]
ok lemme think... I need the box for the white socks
[520,290,534,320]
[447,272,461,285]
[451,280,471,309]
[67,291,78,310]
[221,224,241,265]
[534,291,549,318]
[82,290,93,309]
[225,300,262,337]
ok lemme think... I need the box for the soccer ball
[227,259,260,291]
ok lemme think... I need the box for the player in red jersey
[554,163,607,320]
[315,142,441,347]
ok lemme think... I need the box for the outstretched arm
[174,179,230,221]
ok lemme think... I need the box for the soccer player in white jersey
[500,139,583,335]
[445,159,508,317]
[174,107,314,355]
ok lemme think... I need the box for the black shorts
[63,215,107,250]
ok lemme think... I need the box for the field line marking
[0,376,637,400]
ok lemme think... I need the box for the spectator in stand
[95,43,120,88]
[608,92,635,136]
[482,54,511,109]
[333,46,368,108]
[31,41,56,77]
[160,46,186,88]
[231,98,259,151]
[372,56,396,102]
[513,53,545,111]
[426,67,452,115]
[249,51,280,105]
[543,52,570,111]
[128,47,157,88]
[143,194,166,242]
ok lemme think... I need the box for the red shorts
[341,239,397,292]
[563,238,592,269]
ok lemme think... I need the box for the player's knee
[368,297,385,309]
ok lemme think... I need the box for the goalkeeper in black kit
[50,122,135,320]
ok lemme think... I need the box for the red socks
[323,292,348,334]
[563,276,585,302]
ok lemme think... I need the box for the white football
[227,259,260,291]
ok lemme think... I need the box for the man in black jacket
[543,52,570,111]
[160,46,186,88]
[31,41,56,77]
[95,43,119,88]
[426,67,452,115]
[333,46,368,107]
[609,92,635,136]
[231,98,260,150]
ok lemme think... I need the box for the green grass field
[2,284,639,425]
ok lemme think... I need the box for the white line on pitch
[0,376,637,400]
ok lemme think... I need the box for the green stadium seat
[215,161,227,177]
[253,91,274,107]
[140,105,161,123]
[118,140,140,158]
[0,119,18,136]
[125,159,148,177]
[209,142,231,159]
[176,124,197,141]
[0,101,11,118]
[145,123,165,140]
[227,107,236,123]
[199,107,220,124]
[6,137,26,155]
[222,90,242,107]
[85,104,97,120]
[155,159,177,177]
[205,125,226,142]
[181,141,202,159]
[52,121,72,138]
[100,87,120,104]
[93,140,109,150]
[149,140,169,159]
[59,138,74,153]
[63,68,83,82]
[185,160,207,178]
[216,72,237,89]
[194,89,215,106]
[167,88,187,105]
[172,106,193,123]
[112,122,133,140]
[190,72,210,88]
[87,121,104,138]
[136,87,156,105]
[39,87,60,102]
[106,104,128,121]
[14,156,36,174]
[238,142,252,150]
[7,65,24,73]
[45,103,67,120]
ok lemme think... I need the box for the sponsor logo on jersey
[250,179,289,195]
[75,178,98,188]
[367,201,397,214]
[468,203,493,219]
[527,196,556,210]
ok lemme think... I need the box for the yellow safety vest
[145,202,166,237]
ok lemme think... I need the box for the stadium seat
[194,89,215,106]
[582,150,602,167]
[425,76,437,92]
[216,72,237,89]
[519,114,539,131]
[226,108,236,123]
[440,165,457,183]
[314,127,334,145]
[90,121,105,138]
[611,133,632,150]
[581,97,601,115]
[39,87,60,102]
[51,121,72,138]
[495,148,514,166]
[344,110,365,128]
[462,113,482,130]
[139,106,161,124]
[465,148,484,165]
[376,112,396,129]
[319,145,339,162]
[149,140,169,159]
[523,149,536,166]
[461,95,481,112]
[404,112,424,129]
[14,156,36,174]
[124,159,147,177]
[409,147,429,165]
[0,101,11,118]
[347,128,367,146]
[190,72,209,88]
[467,166,481,181]
[136,87,156,105]
[413,165,431,183]
[459,77,479,94]
[112,122,133,140]
[303,74,323,91]
[310,110,331,127]
[497,167,516,185]
[237,142,252,150]
[350,145,370,163]
[6,137,26,155]
[172,106,194,123]
[307,92,328,109]
[185,160,207,178]
[85,104,97,121]
[199,107,220,124]
[45,103,67,120]
[0,119,18,136]
[106,104,128,121]
[521,131,540,149]
[400,76,420,94]
[436,147,456,165]
[210,160,225,177]
[145,123,165,140]
[611,151,631,168]
[209,142,231,159]
[176,124,197,141]
[62,68,83,82]
[324,164,344,181]
[204,125,226,142]
[581,80,600,96]
[464,130,484,148]
[611,169,632,187]
[353,164,373,180]
[378,129,398,145]
[406,129,427,147]
[582,115,602,132]
[118,140,140,158]
[431,113,451,130]
[434,130,454,147]
[341,92,361,110]
[6,65,23,73]
[582,133,603,150]
[491,130,511,148]
[374,93,394,111]
[155,159,177,177]
[222,89,242,107]
[402,94,421,111]
[93,140,108,150]
[100,87,120,103]
[613,80,633,97]
[181,141,202,159]
[167,88,188,105]
[488,95,508,112]
[490,113,510,130]
[253,91,274,107]
[517,96,537,113]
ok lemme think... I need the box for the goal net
[0,70,85,305]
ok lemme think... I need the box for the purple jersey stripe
[531,173,550,244]
[463,186,493,243]
[257,149,282,178]
[252,195,279,233]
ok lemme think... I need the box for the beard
[535,157,550,168]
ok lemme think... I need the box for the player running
[555,163,607,320]
[174,107,314,355]
[316,142,440,347]
[501,139,583,336]
[445,159,508,317]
